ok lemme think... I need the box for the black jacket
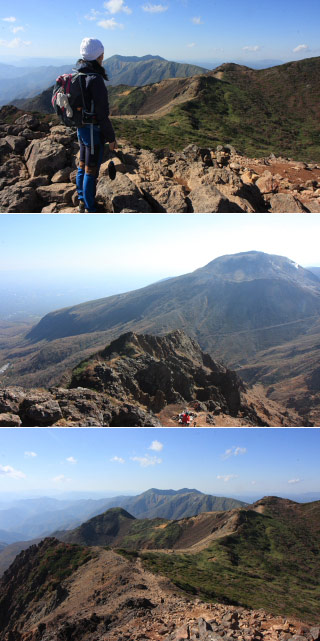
[77,60,115,143]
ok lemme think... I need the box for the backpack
[52,72,96,127]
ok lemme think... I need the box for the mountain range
[11,55,320,161]
[0,496,319,641]
[0,489,246,575]
[1,54,207,106]
[1,251,319,424]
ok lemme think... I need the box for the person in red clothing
[181,411,191,425]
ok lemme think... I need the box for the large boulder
[269,193,306,213]
[96,173,152,212]
[0,180,42,212]
[188,184,231,212]
[25,139,67,177]
[36,183,76,204]
[139,181,190,212]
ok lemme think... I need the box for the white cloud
[104,0,132,14]
[222,446,246,460]
[293,44,308,53]
[0,464,26,479]
[52,474,71,483]
[0,38,31,48]
[149,440,163,452]
[217,474,238,483]
[2,16,16,22]
[24,451,37,458]
[192,16,203,25]
[11,26,24,33]
[131,454,162,467]
[288,478,301,484]
[85,9,101,20]
[98,18,124,29]
[141,3,168,12]
[242,45,260,52]
[66,456,77,464]
[187,42,196,48]
[110,456,125,464]
[251,480,257,485]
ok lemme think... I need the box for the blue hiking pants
[76,125,104,213]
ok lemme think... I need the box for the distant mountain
[0,64,72,105]
[6,54,207,107]
[28,251,320,361]
[100,488,247,520]
[104,54,208,86]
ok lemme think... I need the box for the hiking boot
[78,200,86,213]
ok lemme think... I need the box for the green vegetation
[109,59,320,161]
[120,519,182,549]
[138,507,320,623]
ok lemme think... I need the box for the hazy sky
[1,215,320,298]
[1,0,319,63]
[0,428,319,496]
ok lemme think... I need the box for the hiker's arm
[90,76,116,144]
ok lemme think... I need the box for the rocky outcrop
[1,107,319,212]
[0,330,299,426]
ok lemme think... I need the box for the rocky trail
[1,107,320,213]
[2,546,319,641]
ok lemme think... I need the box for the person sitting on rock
[181,411,191,426]
[76,37,117,213]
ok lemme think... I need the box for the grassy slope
[110,59,320,161]
[138,503,320,623]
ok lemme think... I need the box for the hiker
[181,411,191,426]
[76,37,117,213]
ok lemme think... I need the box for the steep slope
[0,329,299,425]
[0,542,316,641]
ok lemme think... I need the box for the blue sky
[0,428,319,497]
[1,0,320,64]
[1,214,320,299]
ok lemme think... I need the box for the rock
[36,183,76,204]
[96,173,152,212]
[41,203,59,213]
[25,139,67,177]
[256,171,277,194]
[188,184,231,212]
[269,193,306,213]
[304,199,320,213]
[0,180,41,212]
[51,167,73,183]
[0,387,25,413]
[15,113,39,129]
[0,157,28,185]
[140,181,190,212]
[0,412,22,426]
[20,392,63,426]
[3,135,27,154]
